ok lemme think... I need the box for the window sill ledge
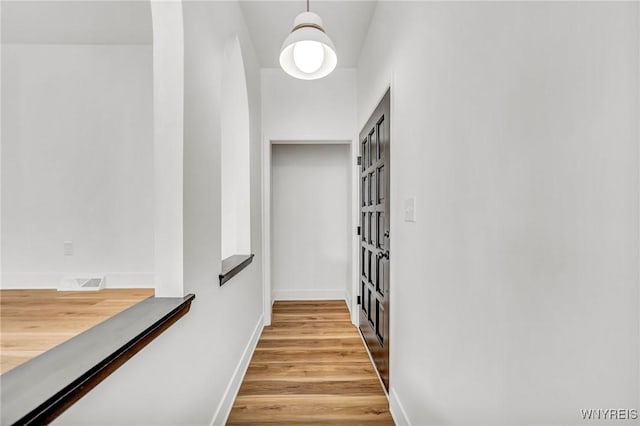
[219,254,254,286]
[0,294,195,425]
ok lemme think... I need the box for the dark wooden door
[359,89,390,390]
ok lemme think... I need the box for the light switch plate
[404,197,416,222]
[64,241,73,256]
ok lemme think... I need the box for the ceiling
[1,0,376,67]
[1,1,152,45]
[239,0,377,68]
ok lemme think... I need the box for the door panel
[359,89,390,390]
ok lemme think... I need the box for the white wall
[0,3,3,289]
[1,44,153,288]
[54,2,264,425]
[358,2,639,425]
[261,67,356,140]
[272,144,350,300]
[151,0,184,297]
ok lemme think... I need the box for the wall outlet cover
[63,241,73,256]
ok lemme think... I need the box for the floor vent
[58,277,105,292]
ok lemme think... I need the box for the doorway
[271,144,351,300]
[358,89,391,390]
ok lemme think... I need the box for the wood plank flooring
[0,288,154,374]
[228,300,394,425]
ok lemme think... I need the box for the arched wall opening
[221,36,251,260]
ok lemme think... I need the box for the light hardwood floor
[228,300,394,425]
[0,288,154,374]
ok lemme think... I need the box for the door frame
[261,138,359,326]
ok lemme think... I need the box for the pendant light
[279,0,337,80]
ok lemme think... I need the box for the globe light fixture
[279,0,337,80]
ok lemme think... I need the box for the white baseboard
[272,289,347,301]
[389,386,411,426]
[1,273,61,289]
[103,273,155,288]
[210,314,264,426]
[0,272,154,289]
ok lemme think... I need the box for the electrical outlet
[64,241,73,256]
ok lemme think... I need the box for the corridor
[228,301,393,424]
